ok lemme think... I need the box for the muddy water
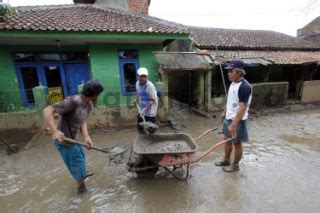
[1,110,320,212]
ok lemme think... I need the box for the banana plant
[0,3,17,22]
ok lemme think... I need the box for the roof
[154,52,213,71]
[210,50,320,65]
[302,33,320,43]
[297,16,320,37]
[189,26,319,50]
[0,4,187,34]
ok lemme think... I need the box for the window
[61,52,88,62]
[118,50,139,96]
[118,50,138,60]
[14,53,37,62]
[38,53,60,62]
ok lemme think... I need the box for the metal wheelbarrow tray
[128,129,233,180]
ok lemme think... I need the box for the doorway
[16,65,40,105]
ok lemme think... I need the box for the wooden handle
[136,102,147,122]
[63,137,110,154]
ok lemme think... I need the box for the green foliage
[0,3,17,21]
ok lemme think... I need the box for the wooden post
[197,71,205,111]
[204,69,212,112]
[159,66,169,117]
[264,68,270,82]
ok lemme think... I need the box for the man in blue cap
[215,60,252,172]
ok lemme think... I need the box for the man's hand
[52,130,64,142]
[84,136,93,149]
[220,111,226,122]
[140,107,147,117]
[229,124,237,138]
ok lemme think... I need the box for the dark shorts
[137,114,156,134]
[53,141,86,180]
[223,119,249,143]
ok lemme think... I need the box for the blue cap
[224,60,245,70]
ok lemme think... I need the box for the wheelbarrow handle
[193,127,218,141]
[191,138,235,163]
[63,137,110,154]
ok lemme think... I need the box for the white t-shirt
[136,80,158,117]
[226,79,252,120]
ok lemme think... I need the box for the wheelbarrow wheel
[135,167,159,178]
[164,163,190,181]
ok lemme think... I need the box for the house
[297,16,320,44]
[0,0,188,127]
[167,26,320,108]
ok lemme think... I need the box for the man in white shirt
[136,67,158,134]
[215,60,252,172]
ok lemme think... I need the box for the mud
[0,129,35,151]
[1,109,320,212]
[134,134,195,154]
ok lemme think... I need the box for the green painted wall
[0,43,163,110]
[0,46,22,111]
[88,43,163,106]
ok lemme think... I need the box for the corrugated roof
[0,4,188,34]
[240,58,272,66]
[154,52,213,71]
[189,26,319,50]
[210,50,320,65]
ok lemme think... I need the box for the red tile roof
[0,4,187,34]
[189,27,320,50]
[210,50,320,65]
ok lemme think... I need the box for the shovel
[0,136,19,155]
[62,136,127,156]
[136,102,158,134]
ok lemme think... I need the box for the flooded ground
[1,108,320,213]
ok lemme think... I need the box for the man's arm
[43,97,76,142]
[80,122,93,149]
[43,106,64,141]
[220,104,227,122]
[229,103,246,137]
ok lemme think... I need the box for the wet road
[1,109,320,213]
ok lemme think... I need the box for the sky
[5,0,320,36]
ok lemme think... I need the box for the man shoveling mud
[215,60,252,172]
[43,80,103,194]
[136,67,158,134]
[127,68,158,173]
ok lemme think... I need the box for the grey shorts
[223,119,249,143]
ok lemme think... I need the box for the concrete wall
[300,80,320,103]
[251,82,288,108]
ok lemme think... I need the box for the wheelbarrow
[127,128,234,180]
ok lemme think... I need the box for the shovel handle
[136,102,147,123]
[63,137,110,154]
